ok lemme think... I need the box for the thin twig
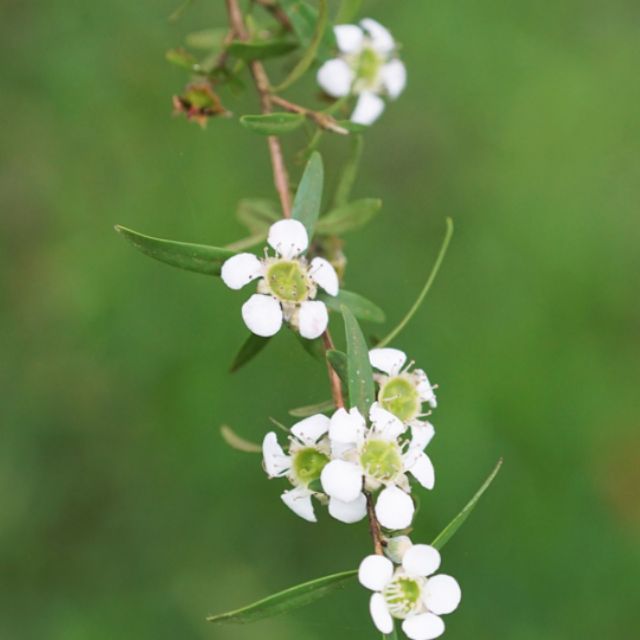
[271,95,349,135]
[255,0,292,31]
[321,331,345,409]
[366,493,385,555]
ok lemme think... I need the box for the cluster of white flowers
[317,18,407,125]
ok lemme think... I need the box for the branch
[271,95,349,135]
[366,493,385,555]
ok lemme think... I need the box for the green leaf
[334,120,368,134]
[320,290,385,324]
[236,198,279,234]
[296,333,325,362]
[186,28,227,50]
[227,39,298,61]
[333,134,364,208]
[272,0,328,92]
[240,113,305,135]
[342,306,375,416]
[114,225,235,276]
[280,0,336,61]
[316,198,382,236]
[165,47,197,69]
[326,349,348,385]
[377,218,454,347]
[289,399,335,417]
[292,151,324,238]
[336,0,363,23]
[220,425,262,453]
[431,458,503,551]
[230,334,271,372]
[207,569,357,624]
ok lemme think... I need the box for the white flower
[262,414,332,522]
[320,403,435,529]
[317,18,407,125]
[358,545,462,639]
[221,219,339,339]
[369,347,437,442]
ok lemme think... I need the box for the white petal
[415,369,437,408]
[298,301,329,340]
[220,253,263,290]
[402,544,441,577]
[334,24,364,53]
[423,575,461,615]
[267,219,308,258]
[369,348,407,376]
[385,535,413,564]
[370,593,394,634]
[406,452,435,490]
[358,554,394,591]
[408,422,435,456]
[320,459,363,502]
[331,439,355,458]
[262,432,291,478]
[290,413,330,445]
[329,407,366,444]
[375,486,415,530]
[360,18,395,54]
[328,494,367,524]
[281,486,316,523]
[381,60,407,99]
[309,257,339,296]
[317,58,355,98]
[242,294,283,337]
[402,613,445,640]
[370,402,405,440]
[351,91,385,126]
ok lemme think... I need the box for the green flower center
[292,448,329,486]
[266,260,309,302]
[360,439,403,482]
[356,47,383,84]
[379,376,420,423]
[383,577,422,619]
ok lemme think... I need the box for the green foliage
[165,47,198,70]
[207,570,357,624]
[342,306,375,415]
[236,198,279,234]
[227,39,298,61]
[431,459,503,550]
[114,225,235,276]
[336,0,363,23]
[185,28,227,50]
[230,334,272,372]
[289,399,335,417]
[316,198,382,236]
[240,113,306,135]
[220,425,262,453]
[292,151,324,238]
[326,349,348,385]
[333,135,364,207]
[320,289,386,323]
[280,0,337,61]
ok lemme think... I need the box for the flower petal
[375,486,415,530]
[370,402,405,440]
[221,253,264,290]
[406,421,435,462]
[358,554,394,591]
[423,575,461,615]
[381,59,407,99]
[290,413,330,445]
[369,348,407,376]
[309,257,339,296]
[406,452,435,490]
[320,459,363,502]
[267,219,308,258]
[402,613,445,640]
[370,593,394,634]
[351,91,385,126]
[360,18,395,54]
[414,369,437,408]
[329,407,366,444]
[281,486,316,523]
[262,432,291,478]
[402,544,441,577]
[298,300,329,340]
[328,494,367,524]
[334,24,364,53]
[242,294,283,337]
[317,58,355,98]
[385,535,413,564]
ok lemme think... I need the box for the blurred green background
[2,0,639,638]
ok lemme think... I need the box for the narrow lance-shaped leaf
[296,333,325,362]
[431,458,503,550]
[326,349,348,385]
[336,0,363,23]
[320,289,386,324]
[333,135,363,208]
[292,151,324,238]
[227,39,298,61]
[280,0,336,61]
[342,306,375,416]
[220,425,262,453]
[377,218,454,347]
[114,225,235,276]
[230,334,271,373]
[289,398,335,418]
[207,569,357,624]
[240,113,305,136]
[316,198,381,236]
[272,0,328,92]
